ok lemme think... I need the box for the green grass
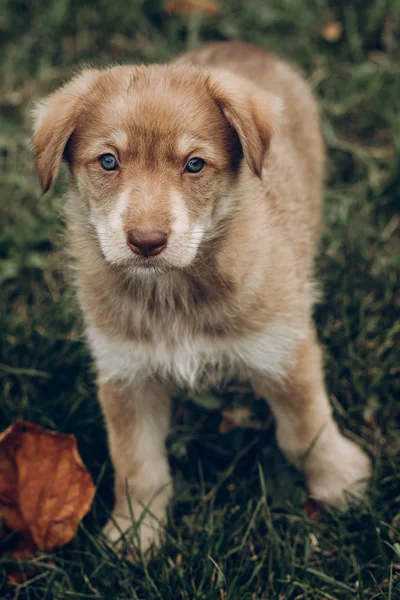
[1,0,399,597]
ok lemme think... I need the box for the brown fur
[32,41,371,552]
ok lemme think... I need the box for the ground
[0,0,399,598]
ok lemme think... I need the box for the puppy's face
[33,64,282,274]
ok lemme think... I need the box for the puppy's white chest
[87,322,304,390]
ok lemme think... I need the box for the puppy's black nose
[127,229,168,257]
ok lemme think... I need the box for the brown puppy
[32,41,371,551]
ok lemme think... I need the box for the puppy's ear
[32,69,100,194]
[207,70,283,178]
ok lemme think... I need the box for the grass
[0,0,399,597]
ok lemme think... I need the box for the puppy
[32,41,371,551]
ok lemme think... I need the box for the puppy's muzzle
[127,229,168,257]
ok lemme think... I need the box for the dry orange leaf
[322,21,342,42]
[166,0,221,17]
[219,407,253,435]
[5,533,38,586]
[0,420,95,551]
[302,498,320,520]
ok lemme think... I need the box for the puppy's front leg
[251,332,371,507]
[98,378,172,552]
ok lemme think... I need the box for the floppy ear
[207,70,283,178]
[32,69,100,194]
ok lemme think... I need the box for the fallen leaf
[302,499,320,520]
[5,531,57,586]
[322,21,342,42]
[219,407,253,435]
[166,0,221,17]
[6,533,37,586]
[7,570,34,586]
[0,420,95,552]
[0,424,28,533]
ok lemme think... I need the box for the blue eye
[100,153,118,171]
[185,157,205,173]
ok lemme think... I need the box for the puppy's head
[32,64,282,274]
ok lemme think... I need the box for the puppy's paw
[102,510,164,556]
[306,433,371,509]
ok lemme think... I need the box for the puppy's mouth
[128,252,172,275]
[133,254,163,267]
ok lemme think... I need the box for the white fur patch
[170,189,190,236]
[168,188,205,265]
[90,189,131,266]
[87,322,306,390]
[109,188,130,231]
